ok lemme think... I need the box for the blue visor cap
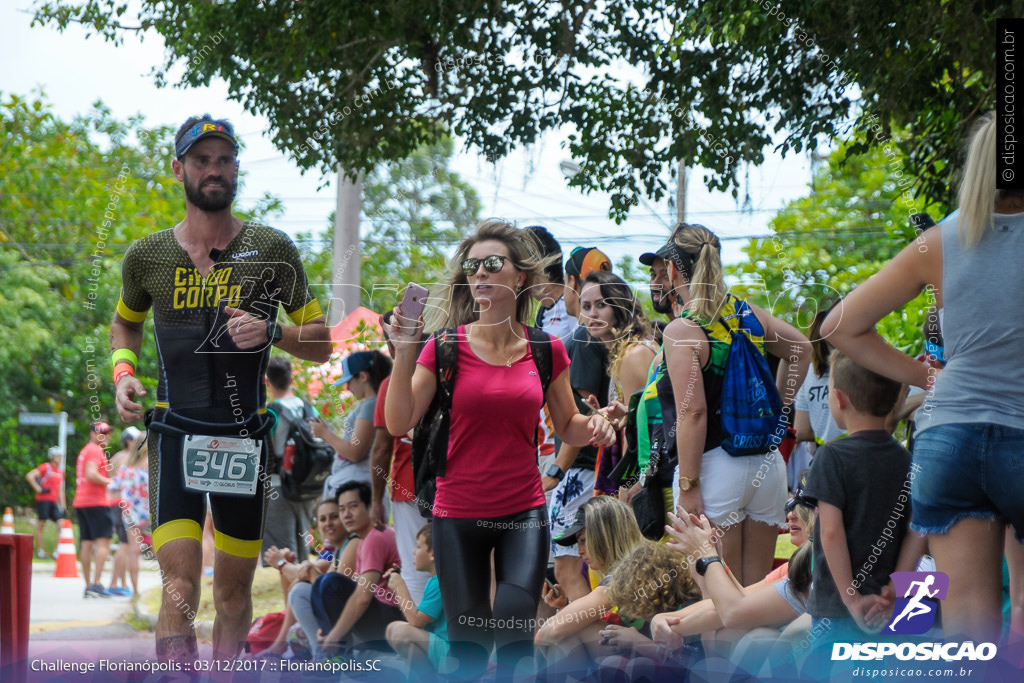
[332,351,376,386]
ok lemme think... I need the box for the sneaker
[108,587,132,597]
[84,584,111,598]
[37,550,47,560]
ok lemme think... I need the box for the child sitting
[385,523,448,673]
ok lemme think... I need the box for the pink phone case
[401,283,428,319]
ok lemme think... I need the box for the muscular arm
[369,428,393,525]
[821,230,941,389]
[26,468,42,493]
[546,370,611,448]
[111,313,147,423]
[275,316,332,363]
[85,461,111,487]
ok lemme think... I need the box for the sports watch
[695,556,723,576]
[267,321,283,346]
[545,464,565,481]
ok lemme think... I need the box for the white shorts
[392,500,430,605]
[672,446,787,528]
[548,468,596,558]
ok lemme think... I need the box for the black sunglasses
[785,490,815,513]
[461,255,509,277]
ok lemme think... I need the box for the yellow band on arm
[116,297,149,324]
[214,530,263,559]
[111,348,138,369]
[152,519,203,553]
[287,299,324,326]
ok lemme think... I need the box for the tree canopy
[727,136,948,352]
[34,0,1014,219]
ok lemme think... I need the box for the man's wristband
[275,559,287,570]
[113,362,135,387]
[111,348,138,369]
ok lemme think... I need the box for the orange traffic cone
[0,506,14,534]
[54,518,79,578]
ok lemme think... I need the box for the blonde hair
[668,223,727,323]
[583,496,647,574]
[605,541,701,621]
[128,431,148,467]
[957,111,998,248]
[425,220,557,331]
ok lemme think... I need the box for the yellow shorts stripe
[214,529,263,558]
[116,296,149,324]
[287,299,324,326]
[152,519,203,553]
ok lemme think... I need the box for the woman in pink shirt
[385,221,615,678]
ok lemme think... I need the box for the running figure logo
[886,571,949,635]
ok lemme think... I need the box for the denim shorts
[911,423,1024,541]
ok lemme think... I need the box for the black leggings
[433,505,548,679]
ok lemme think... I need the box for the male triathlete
[110,115,331,661]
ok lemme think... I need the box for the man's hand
[542,475,560,492]
[115,376,146,423]
[223,305,272,350]
[618,481,642,505]
[369,501,387,530]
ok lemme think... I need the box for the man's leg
[211,549,259,659]
[155,537,202,661]
[35,518,46,556]
[80,539,94,589]
[91,537,111,587]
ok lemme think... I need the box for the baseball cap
[553,508,587,546]
[48,446,62,459]
[91,422,112,434]
[641,241,698,272]
[565,247,612,279]
[332,351,377,386]
[175,115,239,159]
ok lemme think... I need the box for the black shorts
[110,506,128,543]
[149,409,273,559]
[76,505,113,541]
[36,500,63,522]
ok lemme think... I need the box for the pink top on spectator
[355,527,402,606]
[417,325,570,519]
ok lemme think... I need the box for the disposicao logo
[886,571,948,635]
[831,570,997,663]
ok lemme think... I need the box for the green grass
[12,515,69,559]
[140,567,286,632]
[775,532,798,560]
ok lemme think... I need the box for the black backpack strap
[526,326,554,398]
[432,327,460,477]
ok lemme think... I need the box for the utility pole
[676,161,687,226]
[332,167,363,325]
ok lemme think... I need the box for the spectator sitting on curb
[385,523,450,674]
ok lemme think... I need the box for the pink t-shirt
[73,442,109,508]
[34,463,63,503]
[417,326,571,519]
[355,527,402,606]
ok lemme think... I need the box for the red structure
[0,532,31,683]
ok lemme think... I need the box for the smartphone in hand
[400,283,429,321]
